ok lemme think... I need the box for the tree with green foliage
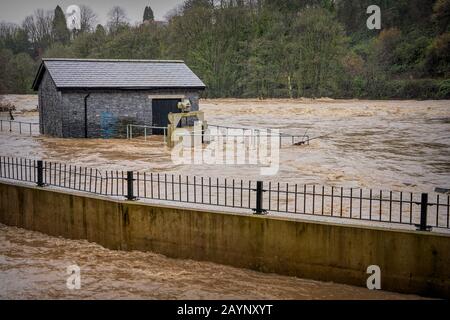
[80,5,98,33]
[95,24,107,37]
[0,49,14,93]
[101,24,161,59]
[143,6,155,22]
[0,23,31,55]
[52,5,70,44]
[10,53,36,92]
[44,43,74,58]
[292,7,347,97]
[107,6,129,34]
[425,32,450,76]
[432,0,450,33]
[0,0,449,98]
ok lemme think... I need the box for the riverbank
[1,181,448,298]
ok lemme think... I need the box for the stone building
[32,58,206,138]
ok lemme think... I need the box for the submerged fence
[207,124,310,146]
[0,120,39,136]
[0,156,449,232]
[126,124,168,142]
[125,122,310,146]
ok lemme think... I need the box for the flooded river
[1,97,449,193]
[0,224,424,299]
[0,96,448,299]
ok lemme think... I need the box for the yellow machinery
[167,99,207,147]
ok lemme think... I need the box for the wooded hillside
[0,0,449,99]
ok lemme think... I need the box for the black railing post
[126,171,136,201]
[417,193,431,231]
[201,124,205,144]
[36,160,44,187]
[253,181,267,214]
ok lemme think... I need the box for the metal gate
[152,99,181,134]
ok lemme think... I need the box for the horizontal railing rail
[126,124,167,142]
[125,122,309,146]
[0,119,39,136]
[0,156,448,232]
[207,124,310,146]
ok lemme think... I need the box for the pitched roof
[32,58,206,91]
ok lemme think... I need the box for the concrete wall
[37,69,201,138]
[0,181,449,298]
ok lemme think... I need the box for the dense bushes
[375,79,450,99]
[338,78,450,100]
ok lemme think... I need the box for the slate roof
[32,59,206,90]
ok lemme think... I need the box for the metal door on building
[152,99,181,134]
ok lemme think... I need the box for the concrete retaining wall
[0,181,449,298]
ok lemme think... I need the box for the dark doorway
[152,99,181,134]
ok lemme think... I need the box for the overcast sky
[0,0,185,25]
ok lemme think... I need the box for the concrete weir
[0,181,449,298]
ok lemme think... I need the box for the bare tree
[22,9,53,48]
[80,5,98,33]
[107,6,129,33]
[22,15,37,44]
[0,22,17,39]
[35,9,53,39]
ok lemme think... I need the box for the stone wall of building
[37,68,202,138]
[60,89,200,138]
[38,72,62,136]
[61,90,151,138]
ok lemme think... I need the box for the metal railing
[208,124,310,146]
[0,120,39,136]
[0,156,448,232]
[262,183,448,231]
[125,122,309,146]
[126,124,167,142]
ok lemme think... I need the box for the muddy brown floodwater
[1,97,449,193]
[0,95,448,299]
[0,224,426,300]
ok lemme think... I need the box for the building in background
[32,58,206,138]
